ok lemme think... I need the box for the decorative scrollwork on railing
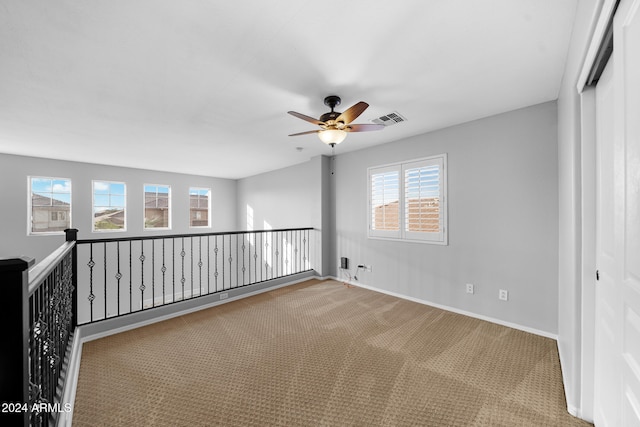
[74,228,313,325]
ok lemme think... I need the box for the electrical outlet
[220,292,228,300]
[499,289,508,301]
[364,265,372,272]
[466,283,474,294]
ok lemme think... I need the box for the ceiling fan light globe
[318,129,347,145]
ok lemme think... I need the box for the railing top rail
[28,240,75,296]
[76,227,314,245]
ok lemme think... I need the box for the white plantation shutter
[369,166,401,238]
[403,157,445,242]
[368,154,447,244]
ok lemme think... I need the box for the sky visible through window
[93,181,126,231]
[31,177,71,205]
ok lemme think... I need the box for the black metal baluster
[172,239,176,302]
[116,242,121,315]
[242,233,246,286]
[181,238,185,300]
[190,237,194,298]
[275,231,279,278]
[252,233,256,284]
[152,240,155,307]
[214,235,219,292]
[235,234,238,288]
[140,241,145,310]
[129,240,132,314]
[207,236,210,294]
[103,242,107,318]
[263,232,267,281]
[286,230,291,275]
[304,229,308,270]
[88,243,95,322]
[296,229,301,273]
[222,235,225,290]
[228,234,233,289]
[162,239,166,305]
[198,236,203,296]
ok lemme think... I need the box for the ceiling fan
[288,95,384,146]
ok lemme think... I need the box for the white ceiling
[0,0,577,179]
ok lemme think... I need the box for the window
[93,181,126,232]
[144,184,171,229]
[189,187,210,228]
[368,154,447,244]
[29,176,72,234]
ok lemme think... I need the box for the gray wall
[333,101,559,334]
[0,153,237,263]
[236,155,332,275]
[4,101,560,335]
[236,157,322,230]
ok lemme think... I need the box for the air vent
[371,111,407,126]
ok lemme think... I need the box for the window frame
[143,184,172,230]
[367,165,401,240]
[28,176,73,236]
[92,180,127,233]
[367,154,448,245]
[189,187,211,229]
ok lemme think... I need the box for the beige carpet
[73,279,591,426]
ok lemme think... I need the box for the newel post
[0,255,34,427]
[65,228,79,328]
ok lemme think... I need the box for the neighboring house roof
[32,193,70,207]
[144,192,209,209]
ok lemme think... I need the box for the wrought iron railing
[0,227,314,425]
[75,228,313,324]
[0,229,78,427]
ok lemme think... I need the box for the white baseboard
[330,276,558,340]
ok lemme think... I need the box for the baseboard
[80,272,317,343]
[331,276,558,340]
[56,330,84,427]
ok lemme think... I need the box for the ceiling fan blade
[288,111,324,126]
[288,130,321,137]
[345,124,385,132]
[335,102,369,124]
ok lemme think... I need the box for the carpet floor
[72,279,592,426]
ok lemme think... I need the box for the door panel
[594,1,640,425]
[620,0,640,424]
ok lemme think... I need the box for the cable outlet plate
[499,289,508,301]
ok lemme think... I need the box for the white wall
[556,0,601,419]
[0,153,237,263]
[333,102,559,334]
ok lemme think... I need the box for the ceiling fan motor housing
[323,95,341,110]
[319,111,341,123]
